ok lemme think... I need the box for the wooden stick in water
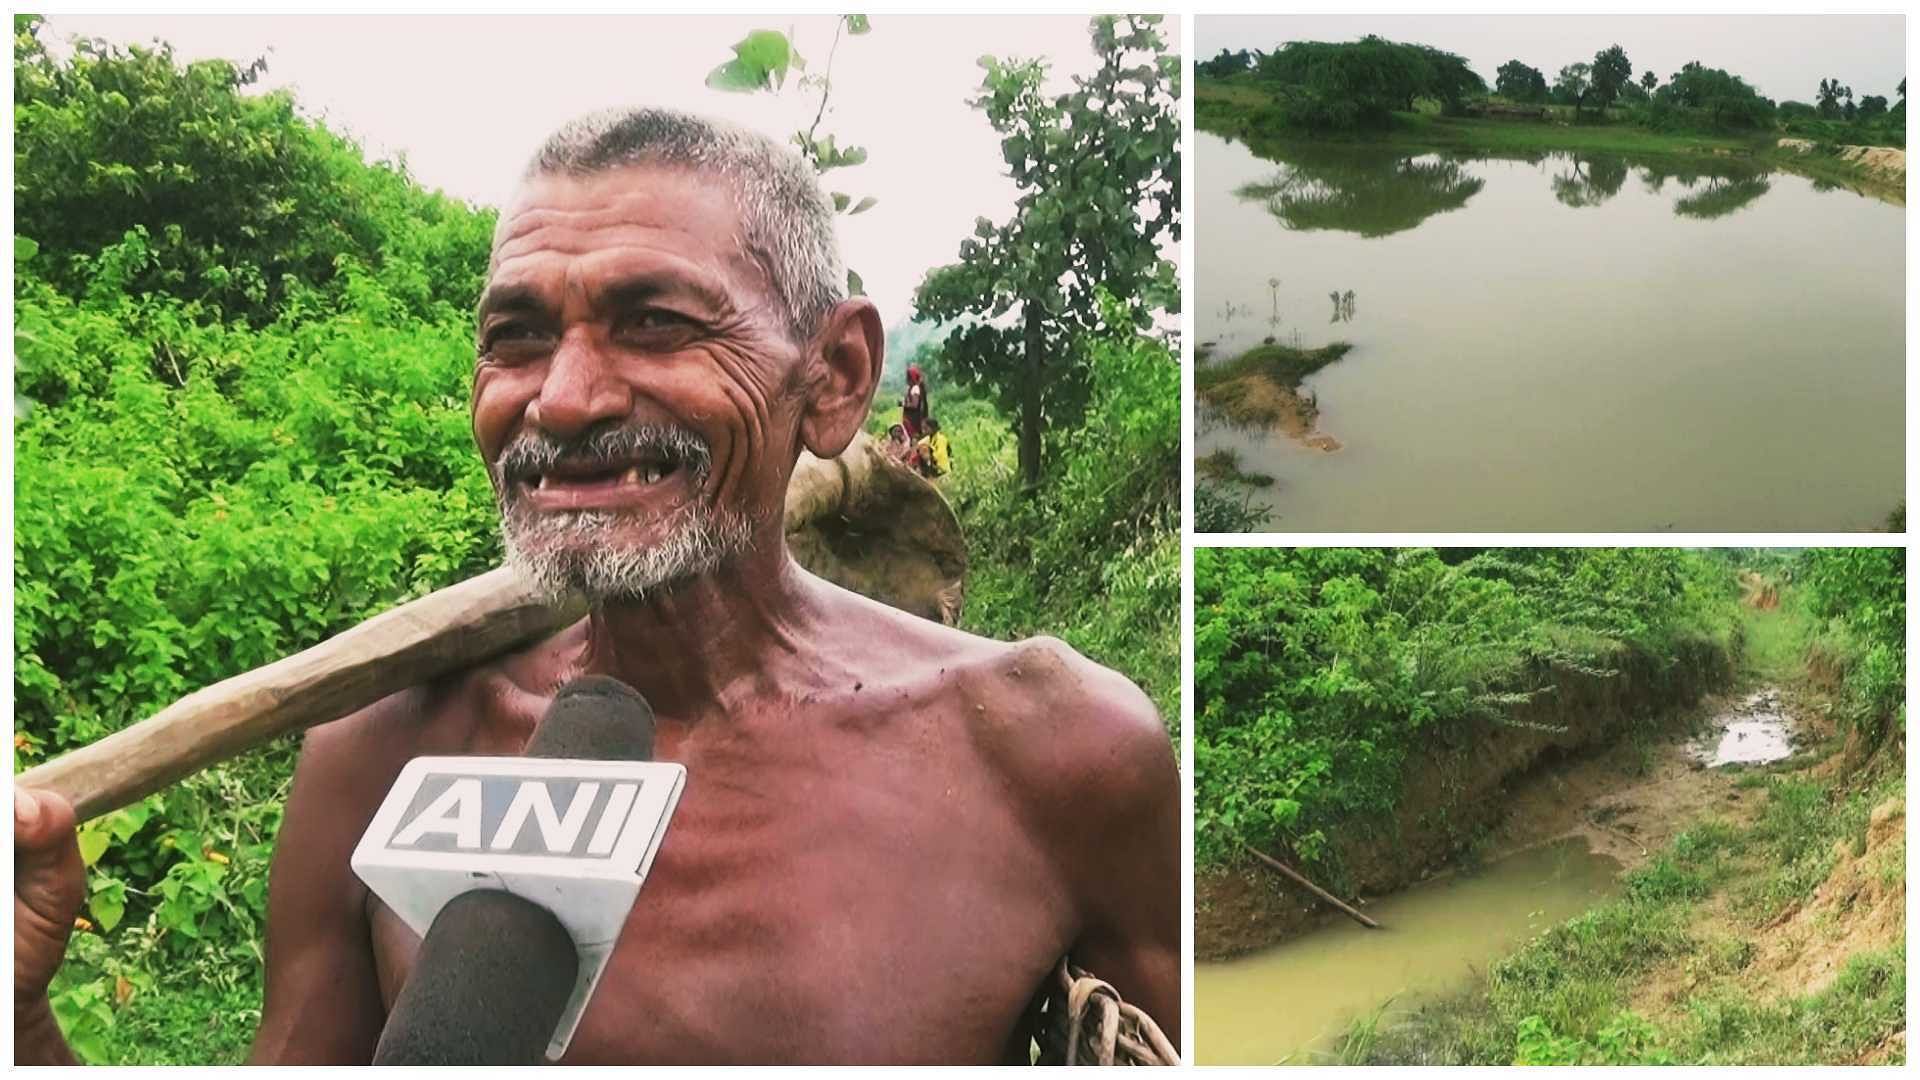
[1245,845,1383,930]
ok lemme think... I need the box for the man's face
[472,165,805,600]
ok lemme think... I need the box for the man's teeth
[529,465,667,490]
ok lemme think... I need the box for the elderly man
[14,108,1180,1065]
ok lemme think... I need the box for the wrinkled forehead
[487,165,769,302]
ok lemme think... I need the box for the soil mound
[1749,796,1906,999]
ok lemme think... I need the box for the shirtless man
[13,108,1180,1065]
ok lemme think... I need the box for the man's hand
[15,789,85,1012]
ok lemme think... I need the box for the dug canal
[1195,837,1622,1064]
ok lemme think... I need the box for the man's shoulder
[295,618,589,789]
[837,589,1169,801]
[959,634,1171,798]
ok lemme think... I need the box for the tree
[1816,77,1848,117]
[915,16,1178,487]
[12,17,489,327]
[1640,70,1658,95]
[704,16,877,295]
[1411,43,1486,115]
[1198,47,1254,78]
[1665,62,1775,129]
[1858,94,1887,119]
[1589,44,1632,111]
[1555,62,1592,116]
[1495,60,1549,103]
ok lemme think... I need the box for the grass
[1350,762,1905,1065]
[1196,448,1274,489]
[1739,599,1810,686]
[1195,341,1353,428]
[96,981,255,1065]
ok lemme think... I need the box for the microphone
[351,677,685,1063]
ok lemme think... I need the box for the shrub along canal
[1196,131,1905,530]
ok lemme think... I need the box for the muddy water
[1691,688,1797,766]
[1196,838,1621,1065]
[1196,132,1906,531]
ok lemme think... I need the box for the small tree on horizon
[1556,62,1593,116]
[1589,44,1633,111]
[1495,59,1549,103]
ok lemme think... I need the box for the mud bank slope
[1774,138,1907,205]
[1198,638,1734,960]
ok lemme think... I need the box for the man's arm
[247,699,417,1063]
[991,637,1182,1053]
[1058,679,1181,1054]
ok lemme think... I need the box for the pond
[1196,131,1906,531]
[1195,837,1623,1065]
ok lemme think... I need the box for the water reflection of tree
[1550,154,1630,208]
[1672,174,1772,219]
[1235,145,1484,238]
[1638,159,1773,219]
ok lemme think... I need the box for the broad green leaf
[846,267,864,296]
[14,235,38,261]
[705,59,766,93]
[846,14,871,35]
[89,878,127,933]
[734,29,793,88]
[76,823,112,866]
[849,196,878,215]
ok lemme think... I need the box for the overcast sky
[44,14,1180,328]
[1199,15,1905,104]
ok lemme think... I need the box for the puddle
[1195,837,1622,1064]
[1690,688,1796,767]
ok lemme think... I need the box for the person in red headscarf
[901,363,928,441]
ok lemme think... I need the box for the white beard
[500,502,754,603]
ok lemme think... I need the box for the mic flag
[350,678,684,1059]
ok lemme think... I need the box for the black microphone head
[373,891,579,1065]
[526,675,654,761]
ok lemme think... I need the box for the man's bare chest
[366,745,1076,1063]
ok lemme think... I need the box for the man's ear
[799,297,885,458]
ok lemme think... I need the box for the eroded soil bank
[1197,638,1734,960]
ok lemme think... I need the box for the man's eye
[483,323,546,352]
[617,310,699,341]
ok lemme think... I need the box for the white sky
[43,14,1181,329]
[1199,14,1905,104]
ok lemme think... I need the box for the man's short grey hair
[523,107,847,342]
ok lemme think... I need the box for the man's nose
[526,329,633,440]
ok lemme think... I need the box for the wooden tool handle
[16,567,585,823]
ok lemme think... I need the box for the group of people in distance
[886,363,950,479]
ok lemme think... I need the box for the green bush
[1194,548,1739,872]
[1799,547,1905,733]
[926,310,1181,725]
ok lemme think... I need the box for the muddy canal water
[1195,837,1621,1065]
[1197,132,1906,530]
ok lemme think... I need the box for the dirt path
[1458,687,1795,876]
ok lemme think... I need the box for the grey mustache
[496,424,711,485]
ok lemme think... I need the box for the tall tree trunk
[1019,302,1043,488]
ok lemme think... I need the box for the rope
[1033,958,1179,1066]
